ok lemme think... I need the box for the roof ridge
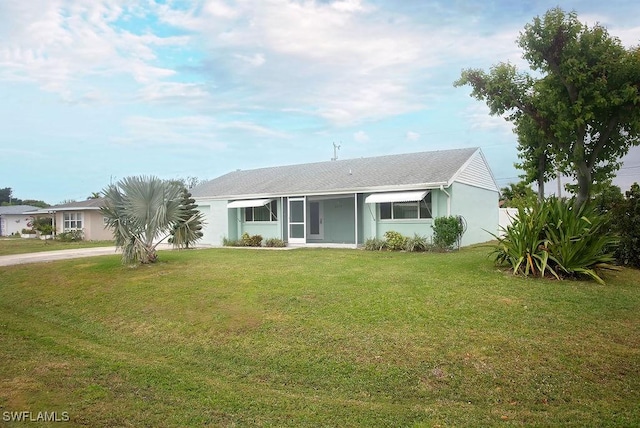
[223,147,479,175]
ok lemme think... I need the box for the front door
[309,201,324,240]
[288,197,306,244]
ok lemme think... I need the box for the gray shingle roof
[50,198,105,210]
[191,147,479,199]
[0,205,41,215]
[29,198,106,214]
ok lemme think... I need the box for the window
[63,212,83,230]
[380,194,432,220]
[245,201,277,222]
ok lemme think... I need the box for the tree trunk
[536,175,545,201]
[575,160,592,207]
[536,152,546,201]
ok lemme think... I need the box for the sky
[1,0,639,204]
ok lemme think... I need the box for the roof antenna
[331,142,341,161]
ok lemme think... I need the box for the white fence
[498,208,518,236]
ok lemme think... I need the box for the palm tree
[102,176,187,264]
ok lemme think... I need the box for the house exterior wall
[195,184,497,247]
[84,211,113,241]
[196,200,229,246]
[0,214,33,236]
[240,221,280,240]
[449,182,499,246]
[53,210,113,241]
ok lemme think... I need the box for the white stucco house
[190,147,500,248]
[0,205,41,236]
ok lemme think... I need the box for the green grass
[0,246,638,427]
[0,238,114,256]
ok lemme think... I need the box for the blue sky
[1,0,639,204]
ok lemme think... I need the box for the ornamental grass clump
[493,197,618,284]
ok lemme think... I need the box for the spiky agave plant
[101,176,184,264]
[493,197,619,284]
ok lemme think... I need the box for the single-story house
[30,198,113,241]
[0,205,41,236]
[191,147,499,247]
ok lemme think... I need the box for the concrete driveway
[0,243,187,267]
[0,246,121,267]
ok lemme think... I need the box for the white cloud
[219,121,290,139]
[137,82,212,105]
[0,0,185,97]
[234,53,266,67]
[204,0,241,19]
[157,0,432,124]
[114,115,225,149]
[115,114,288,148]
[406,131,420,141]
[152,0,533,126]
[462,103,514,135]
[353,130,369,142]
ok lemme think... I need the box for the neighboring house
[0,205,41,236]
[191,147,499,247]
[30,198,113,241]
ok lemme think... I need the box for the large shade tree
[102,176,202,264]
[455,8,640,206]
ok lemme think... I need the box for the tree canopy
[0,187,49,207]
[500,181,537,208]
[455,7,640,206]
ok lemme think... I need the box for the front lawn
[0,247,638,426]
[0,238,114,256]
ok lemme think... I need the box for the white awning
[365,190,429,204]
[227,199,274,209]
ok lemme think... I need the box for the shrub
[405,233,431,252]
[21,228,36,234]
[613,183,640,267]
[57,230,84,242]
[222,237,241,247]
[383,231,407,251]
[364,238,387,251]
[32,217,53,235]
[432,216,465,250]
[38,224,54,235]
[241,232,263,247]
[264,238,286,248]
[493,197,618,284]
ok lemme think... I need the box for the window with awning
[365,191,432,220]
[227,199,277,222]
[227,199,274,209]
[364,190,429,204]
